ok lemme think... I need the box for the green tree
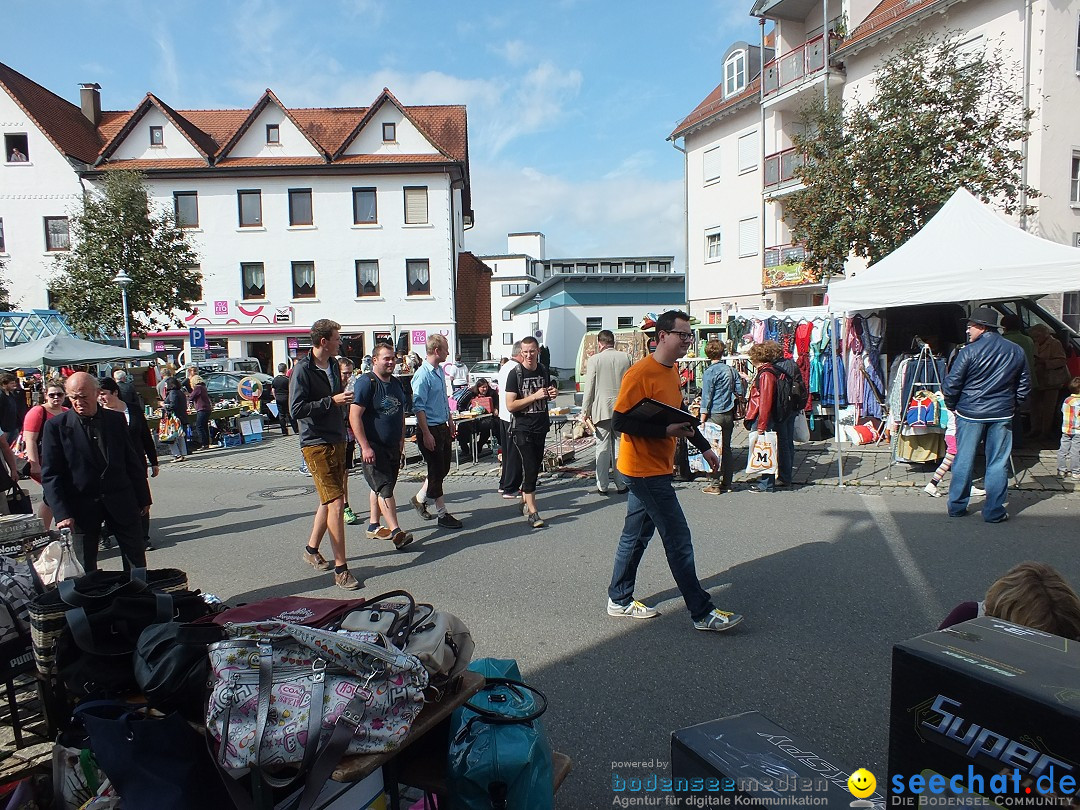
[50,171,201,337]
[0,259,12,312]
[785,31,1036,281]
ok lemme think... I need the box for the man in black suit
[41,372,151,571]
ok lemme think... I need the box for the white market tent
[0,335,155,368]
[823,187,1080,485]
[825,187,1080,313]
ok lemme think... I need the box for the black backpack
[770,359,807,419]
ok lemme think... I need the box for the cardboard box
[670,711,875,808]
[888,617,1080,806]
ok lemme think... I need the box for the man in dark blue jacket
[943,308,1031,523]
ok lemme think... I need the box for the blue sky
[7,0,760,266]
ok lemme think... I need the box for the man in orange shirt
[607,310,744,632]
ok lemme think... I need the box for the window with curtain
[241,263,265,299]
[406,259,430,295]
[238,190,262,227]
[355,260,379,296]
[404,186,428,224]
[44,217,70,251]
[292,261,316,298]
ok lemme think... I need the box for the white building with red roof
[670,0,1080,331]
[0,63,482,368]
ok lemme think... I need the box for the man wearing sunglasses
[607,310,744,633]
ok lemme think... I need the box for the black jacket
[41,408,152,530]
[288,353,346,447]
[943,331,1031,420]
[163,388,189,425]
[123,406,158,468]
[271,374,291,401]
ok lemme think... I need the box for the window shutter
[703,147,722,183]
[739,218,758,257]
[405,187,428,224]
[738,133,757,172]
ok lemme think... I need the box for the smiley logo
[848,768,876,799]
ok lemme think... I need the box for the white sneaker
[607,598,659,619]
[970,486,986,497]
[924,482,940,497]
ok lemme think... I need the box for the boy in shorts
[351,343,413,549]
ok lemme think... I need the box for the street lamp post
[532,293,542,340]
[113,269,132,349]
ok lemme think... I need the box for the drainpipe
[823,0,830,107]
[760,16,767,310]
[1019,0,1032,230]
[670,139,689,310]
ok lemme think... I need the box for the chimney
[79,83,101,126]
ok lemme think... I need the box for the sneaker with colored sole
[302,548,332,571]
[343,506,360,525]
[607,598,659,619]
[366,525,393,540]
[391,529,415,549]
[693,608,744,632]
[528,512,545,528]
[335,569,360,590]
[410,496,435,520]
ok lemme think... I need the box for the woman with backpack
[744,341,784,493]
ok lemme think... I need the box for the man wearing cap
[943,307,1030,523]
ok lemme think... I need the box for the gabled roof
[332,88,454,161]
[98,93,215,163]
[216,89,329,162]
[834,0,960,56]
[670,77,761,141]
[455,252,494,335]
[0,61,102,163]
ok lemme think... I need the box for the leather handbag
[338,589,416,647]
[28,567,189,679]
[134,622,224,722]
[206,621,428,799]
[6,486,33,515]
[403,604,474,692]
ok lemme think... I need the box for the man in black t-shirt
[350,343,413,549]
[504,336,558,528]
[272,363,293,434]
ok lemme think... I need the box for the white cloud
[603,150,658,180]
[489,39,531,66]
[480,62,583,157]
[467,162,685,267]
[153,26,180,99]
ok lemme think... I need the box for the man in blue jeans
[942,308,1030,523]
[607,310,744,633]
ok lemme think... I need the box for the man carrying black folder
[607,310,744,633]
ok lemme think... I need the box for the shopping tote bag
[745,430,778,477]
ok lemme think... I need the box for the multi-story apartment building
[671,0,1080,330]
[481,232,684,370]
[0,61,486,369]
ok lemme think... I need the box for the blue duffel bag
[447,658,554,810]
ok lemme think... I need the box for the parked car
[467,360,502,390]
[203,371,274,406]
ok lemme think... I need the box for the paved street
[10,431,1075,807]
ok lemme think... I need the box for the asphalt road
[80,465,1080,808]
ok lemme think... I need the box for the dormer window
[266,124,280,144]
[724,50,747,97]
[382,123,396,142]
[149,125,164,146]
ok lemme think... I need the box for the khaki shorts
[302,443,347,504]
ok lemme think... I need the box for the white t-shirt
[497,361,519,424]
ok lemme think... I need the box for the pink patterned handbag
[206,621,428,790]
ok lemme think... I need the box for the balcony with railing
[762,243,818,288]
[763,147,804,193]
[761,34,841,100]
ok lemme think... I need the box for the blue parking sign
[189,327,206,348]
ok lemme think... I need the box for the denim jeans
[1058,432,1080,474]
[948,416,1012,522]
[608,474,714,620]
[194,410,211,448]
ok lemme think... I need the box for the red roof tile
[455,252,493,335]
[838,0,943,53]
[671,77,761,140]
[0,62,103,163]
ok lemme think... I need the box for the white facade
[0,90,84,310]
[0,68,473,370]
[674,0,1080,328]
